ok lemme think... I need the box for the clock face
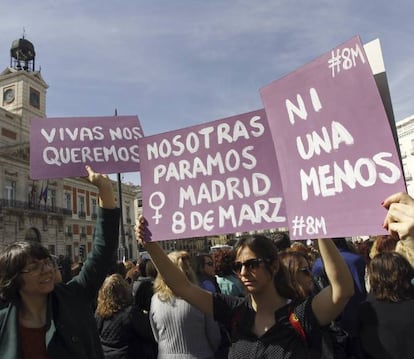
[3,88,15,104]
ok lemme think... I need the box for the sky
[1,0,414,185]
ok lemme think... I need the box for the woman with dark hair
[357,252,414,358]
[0,166,119,359]
[136,217,354,358]
[195,253,221,293]
[279,251,314,300]
[213,249,245,297]
[131,258,159,359]
[95,274,154,359]
[132,258,157,312]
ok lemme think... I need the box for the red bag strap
[289,308,306,343]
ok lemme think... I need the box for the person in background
[288,241,318,267]
[279,251,314,300]
[124,260,135,273]
[0,165,119,359]
[95,274,154,359]
[131,258,158,359]
[133,258,157,312]
[195,253,221,293]
[213,249,245,297]
[55,255,73,283]
[150,251,221,358]
[272,231,291,252]
[357,252,414,358]
[312,237,366,337]
[353,239,374,293]
[51,255,63,283]
[363,235,398,292]
[369,235,398,260]
[125,265,139,286]
[137,218,354,358]
[289,241,309,256]
[110,261,127,278]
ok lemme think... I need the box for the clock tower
[0,36,48,144]
[0,35,140,261]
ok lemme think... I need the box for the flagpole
[115,109,127,260]
[38,180,44,208]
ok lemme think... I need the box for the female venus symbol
[149,192,166,224]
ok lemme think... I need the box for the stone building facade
[0,36,139,262]
[396,115,414,197]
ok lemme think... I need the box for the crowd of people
[1,166,414,359]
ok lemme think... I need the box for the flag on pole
[30,180,36,204]
[42,181,49,203]
[39,181,44,204]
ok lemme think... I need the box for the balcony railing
[0,199,72,216]
[78,211,86,219]
[91,213,97,220]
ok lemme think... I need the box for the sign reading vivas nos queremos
[30,115,143,179]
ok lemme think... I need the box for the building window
[91,198,97,219]
[126,205,131,223]
[64,192,72,210]
[4,179,16,203]
[29,87,40,109]
[78,196,86,218]
[50,189,56,209]
[66,225,72,237]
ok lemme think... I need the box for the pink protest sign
[260,36,405,240]
[138,109,287,241]
[30,115,143,179]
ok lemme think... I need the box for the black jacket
[95,305,157,359]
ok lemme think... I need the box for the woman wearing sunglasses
[136,217,354,358]
[195,253,221,294]
[0,166,119,359]
[279,251,314,301]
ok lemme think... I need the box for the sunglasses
[233,258,268,274]
[298,267,312,275]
